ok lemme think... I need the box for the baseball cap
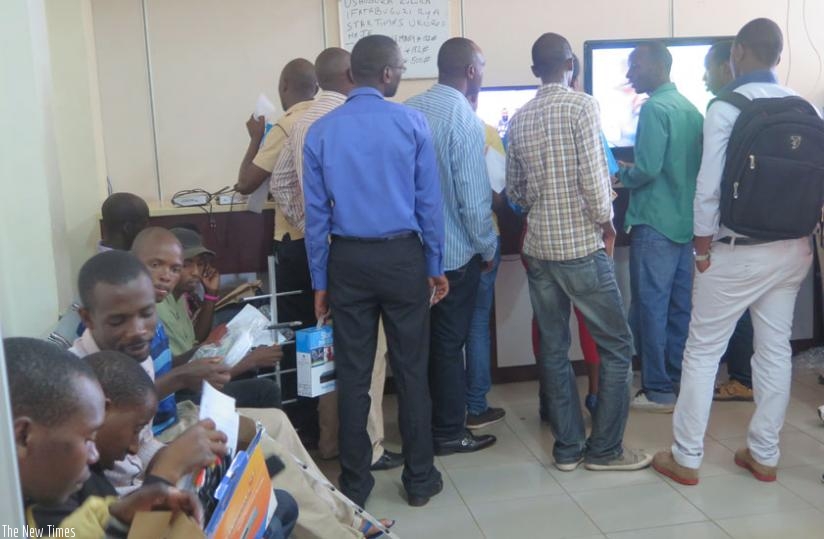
[169,227,216,261]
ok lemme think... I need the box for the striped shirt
[506,84,613,261]
[406,84,496,270]
[271,91,347,233]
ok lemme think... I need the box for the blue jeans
[430,255,482,441]
[525,250,633,465]
[465,239,501,415]
[629,225,693,404]
[723,310,754,387]
[264,489,299,539]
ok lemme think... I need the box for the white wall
[89,0,824,204]
[0,0,66,337]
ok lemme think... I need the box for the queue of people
[8,15,821,539]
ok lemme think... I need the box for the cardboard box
[296,325,336,397]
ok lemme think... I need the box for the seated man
[131,227,282,413]
[151,228,283,408]
[49,192,151,348]
[72,250,386,538]
[5,337,201,538]
[33,350,299,539]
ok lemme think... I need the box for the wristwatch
[693,251,711,262]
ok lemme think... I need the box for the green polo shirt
[156,294,196,356]
[618,82,704,244]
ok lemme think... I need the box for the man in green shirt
[617,41,703,412]
[155,227,284,409]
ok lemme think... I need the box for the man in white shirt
[653,18,815,485]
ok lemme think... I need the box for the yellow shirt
[252,100,314,240]
[27,496,119,538]
[484,123,504,234]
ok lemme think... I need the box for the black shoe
[370,449,403,471]
[434,430,496,456]
[466,407,506,429]
[407,478,444,507]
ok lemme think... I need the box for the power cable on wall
[785,0,792,85]
[802,0,823,95]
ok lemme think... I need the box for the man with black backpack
[653,18,821,486]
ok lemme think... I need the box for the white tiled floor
[315,370,824,538]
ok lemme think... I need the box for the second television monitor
[584,36,732,149]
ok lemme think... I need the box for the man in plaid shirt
[506,32,651,473]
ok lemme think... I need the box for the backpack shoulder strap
[714,91,752,112]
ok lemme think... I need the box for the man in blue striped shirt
[406,38,498,456]
[303,35,447,509]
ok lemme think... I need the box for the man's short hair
[708,40,733,66]
[4,338,96,427]
[637,41,673,75]
[351,34,399,83]
[437,37,478,78]
[84,351,156,406]
[531,33,572,77]
[736,18,783,67]
[78,251,151,310]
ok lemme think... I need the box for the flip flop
[361,518,396,538]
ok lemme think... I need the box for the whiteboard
[338,0,450,79]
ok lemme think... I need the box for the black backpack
[717,92,824,240]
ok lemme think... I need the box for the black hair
[437,37,478,79]
[636,41,673,75]
[531,33,572,78]
[77,250,151,310]
[708,40,733,65]
[100,193,150,246]
[84,351,156,406]
[4,337,97,426]
[736,18,783,67]
[351,34,400,83]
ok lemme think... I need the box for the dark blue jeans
[264,489,299,539]
[524,250,634,465]
[629,225,693,404]
[430,255,482,441]
[465,240,501,415]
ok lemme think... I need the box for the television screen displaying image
[475,85,538,142]
[584,37,732,148]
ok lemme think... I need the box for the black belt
[331,232,417,243]
[717,236,771,246]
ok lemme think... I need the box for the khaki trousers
[318,322,388,463]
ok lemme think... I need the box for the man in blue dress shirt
[303,34,448,509]
[406,38,499,456]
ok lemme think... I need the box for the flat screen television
[584,36,732,150]
[475,85,538,143]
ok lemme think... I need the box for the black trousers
[430,255,482,441]
[328,235,441,507]
[177,377,281,408]
[273,237,315,327]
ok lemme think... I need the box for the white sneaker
[630,391,675,414]
[585,448,653,471]
[818,405,824,425]
[553,457,584,472]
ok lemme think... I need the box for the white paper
[246,178,270,214]
[199,382,239,455]
[248,94,278,214]
[227,304,270,331]
[485,148,507,194]
[253,93,277,124]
